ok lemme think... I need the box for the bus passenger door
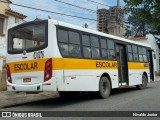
[116,44,128,86]
[148,50,154,81]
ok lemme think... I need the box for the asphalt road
[1,81,160,119]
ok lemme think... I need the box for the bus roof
[51,19,151,48]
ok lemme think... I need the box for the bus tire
[136,75,147,90]
[59,91,78,98]
[96,76,111,99]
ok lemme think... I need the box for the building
[0,0,27,90]
[97,0,125,37]
[0,0,27,56]
[129,34,160,77]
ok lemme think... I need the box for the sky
[10,0,125,30]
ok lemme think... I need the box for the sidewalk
[0,91,59,108]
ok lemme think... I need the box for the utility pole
[117,0,120,7]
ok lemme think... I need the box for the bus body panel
[7,20,56,87]
[128,70,150,86]
[7,76,58,91]
[6,19,152,93]
[63,69,119,91]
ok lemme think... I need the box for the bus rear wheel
[96,77,111,99]
[136,75,147,90]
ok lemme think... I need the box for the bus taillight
[7,64,12,83]
[44,58,52,82]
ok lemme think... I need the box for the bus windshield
[8,21,48,54]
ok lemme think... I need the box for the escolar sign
[14,62,38,71]
[96,61,118,68]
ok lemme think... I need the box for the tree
[123,0,160,37]
[124,9,152,38]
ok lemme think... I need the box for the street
[1,81,160,112]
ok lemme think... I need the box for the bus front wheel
[136,75,147,90]
[96,77,111,99]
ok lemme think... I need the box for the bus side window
[90,36,100,59]
[127,45,133,61]
[57,29,69,57]
[82,35,91,58]
[91,47,100,59]
[138,47,143,62]
[132,45,139,61]
[59,43,69,57]
[68,31,81,57]
[100,38,108,59]
[107,39,115,59]
[83,46,91,58]
[58,29,68,43]
[57,28,81,58]
[142,48,148,62]
[69,44,81,57]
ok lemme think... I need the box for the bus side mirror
[153,54,156,59]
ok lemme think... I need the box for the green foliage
[124,0,160,37]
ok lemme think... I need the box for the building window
[0,18,4,33]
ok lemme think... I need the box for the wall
[0,1,26,91]
[0,14,25,56]
[0,37,6,56]
[0,0,9,14]
[0,16,7,56]
[8,15,24,27]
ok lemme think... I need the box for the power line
[15,0,96,16]
[0,0,97,21]
[53,0,96,13]
[12,0,96,15]
[84,0,111,7]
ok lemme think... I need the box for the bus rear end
[6,20,57,92]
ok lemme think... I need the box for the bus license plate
[23,78,31,82]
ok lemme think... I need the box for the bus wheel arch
[100,73,112,89]
[142,72,148,82]
[136,72,148,90]
[95,73,112,99]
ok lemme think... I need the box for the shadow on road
[110,87,137,95]
[111,86,153,96]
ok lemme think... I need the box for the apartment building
[97,0,125,37]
